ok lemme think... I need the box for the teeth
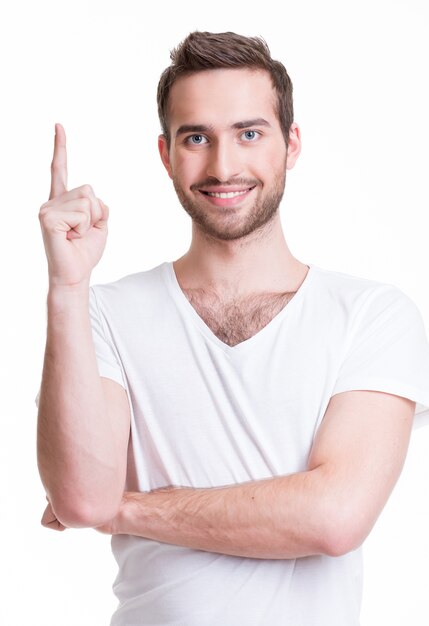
[206,189,250,198]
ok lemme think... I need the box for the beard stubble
[172,168,287,242]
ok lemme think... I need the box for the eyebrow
[175,118,272,137]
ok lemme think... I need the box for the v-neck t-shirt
[87,260,429,626]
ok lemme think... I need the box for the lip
[198,185,256,208]
[199,186,254,193]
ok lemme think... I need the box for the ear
[286,123,302,170]
[158,134,173,179]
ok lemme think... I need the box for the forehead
[168,68,278,129]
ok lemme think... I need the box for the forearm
[37,285,123,526]
[114,469,337,559]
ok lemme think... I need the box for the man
[36,31,429,626]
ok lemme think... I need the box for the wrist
[47,282,90,310]
[114,492,139,535]
[48,281,90,296]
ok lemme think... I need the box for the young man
[36,31,429,626]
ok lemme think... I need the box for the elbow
[321,514,369,557]
[49,496,122,529]
[41,471,126,529]
[323,529,363,558]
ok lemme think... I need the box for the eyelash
[184,130,262,145]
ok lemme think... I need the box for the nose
[206,138,242,182]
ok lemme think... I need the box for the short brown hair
[157,31,294,150]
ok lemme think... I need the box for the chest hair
[181,288,297,347]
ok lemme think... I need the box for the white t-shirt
[85,261,429,626]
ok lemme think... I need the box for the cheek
[173,152,205,181]
[264,145,287,173]
[251,155,276,179]
[247,141,284,171]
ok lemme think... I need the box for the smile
[200,186,255,198]
[197,185,256,208]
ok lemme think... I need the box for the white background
[1,0,428,624]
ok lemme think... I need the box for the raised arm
[37,124,130,529]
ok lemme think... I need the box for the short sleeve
[330,286,429,428]
[35,287,126,408]
[88,286,126,389]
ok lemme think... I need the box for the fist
[41,498,66,532]
[38,124,110,288]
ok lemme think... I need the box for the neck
[173,212,307,298]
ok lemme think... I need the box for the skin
[157,67,309,297]
[38,124,130,529]
[41,69,416,562]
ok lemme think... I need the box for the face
[158,68,301,242]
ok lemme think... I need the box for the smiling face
[158,68,300,242]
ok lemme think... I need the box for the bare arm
[37,287,130,528]
[97,390,415,559]
[37,124,130,528]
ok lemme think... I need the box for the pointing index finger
[49,123,68,200]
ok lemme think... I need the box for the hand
[41,498,66,532]
[38,123,110,288]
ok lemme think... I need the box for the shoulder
[310,263,414,311]
[90,262,167,298]
[89,262,169,318]
[307,264,425,339]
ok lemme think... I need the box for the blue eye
[186,134,207,145]
[241,130,259,141]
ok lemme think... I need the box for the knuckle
[97,198,108,218]
[95,197,103,214]
[80,197,92,212]
[39,204,50,219]
[78,210,91,231]
[80,183,94,197]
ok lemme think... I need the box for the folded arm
[97,390,415,559]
